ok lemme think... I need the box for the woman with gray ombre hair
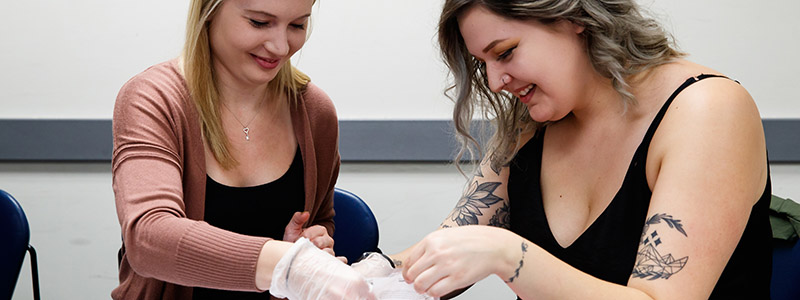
[111,0,376,299]
[354,0,772,299]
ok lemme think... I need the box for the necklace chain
[220,98,266,141]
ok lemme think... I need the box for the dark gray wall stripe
[1,119,798,163]
[763,119,800,163]
[0,120,112,162]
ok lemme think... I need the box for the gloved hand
[351,252,396,278]
[270,238,377,300]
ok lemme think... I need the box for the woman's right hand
[269,238,377,300]
[283,211,336,256]
[402,226,520,298]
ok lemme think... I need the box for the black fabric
[508,74,772,299]
[193,147,305,300]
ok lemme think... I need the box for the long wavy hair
[439,0,684,172]
[182,0,312,168]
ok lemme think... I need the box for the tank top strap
[640,74,735,144]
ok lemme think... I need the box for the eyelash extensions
[497,45,517,61]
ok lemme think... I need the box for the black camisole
[508,75,772,299]
[193,146,305,299]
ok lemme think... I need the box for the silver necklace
[220,98,266,141]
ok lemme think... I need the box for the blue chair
[0,190,41,300]
[332,188,380,265]
[772,238,800,300]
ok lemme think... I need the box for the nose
[263,29,290,57]
[485,62,507,93]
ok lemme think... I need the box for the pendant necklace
[221,97,266,141]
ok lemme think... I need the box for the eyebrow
[482,39,506,53]
[245,10,311,20]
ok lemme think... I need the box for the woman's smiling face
[458,5,593,122]
[208,0,313,90]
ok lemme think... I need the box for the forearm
[254,240,294,290]
[117,159,272,290]
[502,238,653,300]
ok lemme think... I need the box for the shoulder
[118,59,186,97]
[646,60,763,146]
[113,59,193,146]
[648,61,759,125]
[115,59,189,114]
[301,82,337,116]
[299,82,338,130]
[663,73,762,141]
[647,65,767,195]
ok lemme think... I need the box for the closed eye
[249,19,269,28]
[497,46,517,61]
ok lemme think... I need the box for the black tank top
[508,75,772,299]
[193,146,305,300]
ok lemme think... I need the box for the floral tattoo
[447,181,503,226]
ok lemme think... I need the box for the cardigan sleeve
[111,64,269,291]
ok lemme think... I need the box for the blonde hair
[438,0,684,172]
[182,0,311,168]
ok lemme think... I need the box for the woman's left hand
[283,211,336,256]
[402,225,520,298]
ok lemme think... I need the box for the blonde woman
[111,0,375,299]
[354,0,772,299]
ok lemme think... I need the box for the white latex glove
[270,238,377,300]
[352,252,396,278]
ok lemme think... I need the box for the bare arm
[440,154,512,229]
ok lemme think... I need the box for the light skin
[200,0,340,290]
[391,5,767,299]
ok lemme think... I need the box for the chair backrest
[771,238,800,300]
[0,189,31,299]
[332,188,379,264]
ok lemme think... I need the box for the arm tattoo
[487,202,511,228]
[506,241,528,283]
[488,151,509,176]
[489,159,503,176]
[477,153,508,178]
[447,181,503,226]
[631,213,689,280]
[475,166,485,178]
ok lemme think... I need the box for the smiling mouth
[516,84,536,104]
[518,84,535,96]
[252,54,280,69]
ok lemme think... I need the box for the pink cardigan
[111,60,340,299]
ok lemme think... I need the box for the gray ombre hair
[439,0,684,173]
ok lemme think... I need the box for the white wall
[1,0,799,119]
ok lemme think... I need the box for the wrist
[255,240,293,290]
[387,243,419,269]
[357,251,396,268]
[496,230,525,282]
